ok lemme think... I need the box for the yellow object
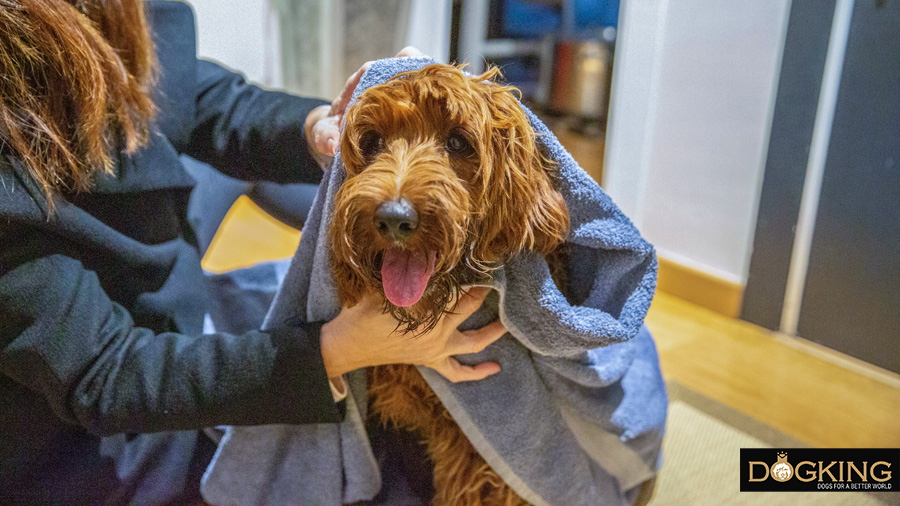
[201,195,301,274]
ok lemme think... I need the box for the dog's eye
[359,131,384,158]
[446,132,474,157]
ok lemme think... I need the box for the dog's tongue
[381,249,436,307]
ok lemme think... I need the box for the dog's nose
[375,199,419,241]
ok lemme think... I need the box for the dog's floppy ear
[472,79,569,261]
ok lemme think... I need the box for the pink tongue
[381,249,436,307]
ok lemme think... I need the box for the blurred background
[190,1,899,503]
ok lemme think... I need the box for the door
[797,0,900,373]
[743,0,900,373]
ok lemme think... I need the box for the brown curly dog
[330,64,570,505]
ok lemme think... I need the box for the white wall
[187,0,450,91]
[189,0,280,86]
[604,0,792,283]
[406,0,452,63]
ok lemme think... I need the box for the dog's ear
[329,185,368,308]
[472,80,569,261]
[340,103,368,177]
[332,257,365,307]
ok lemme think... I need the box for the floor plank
[647,292,900,448]
[201,195,301,274]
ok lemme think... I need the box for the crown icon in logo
[771,451,793,482]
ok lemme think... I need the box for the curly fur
[332,64,569,333]
[331,64,569,505]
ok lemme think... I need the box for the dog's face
[330,64,569,332]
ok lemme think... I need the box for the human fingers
[428,357,501,383]
[311,114,341,157]
[448,320,507,356]
[396,46,426,58]
[330,47,425,118]
[330,60,373,117]
[447,286,491,325]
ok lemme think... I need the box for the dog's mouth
[380,248,437,307]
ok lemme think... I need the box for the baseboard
[771,331,900,389]
[656,257,745,318]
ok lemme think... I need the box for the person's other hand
[320,286,506,383]
[305,46,427,168]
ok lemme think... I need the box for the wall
[189,0,279,86]
[186,0,450,94]
[604,0,792,284]
[406,0,452,63]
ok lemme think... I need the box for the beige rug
[647,383,897,506]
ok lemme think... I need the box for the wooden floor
[648,292,900,449]
[542,117,606,184]
[204,196,900,450]
[202,196,301,274]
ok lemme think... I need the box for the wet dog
[331,64,569,505]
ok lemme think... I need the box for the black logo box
[740,448,899,492]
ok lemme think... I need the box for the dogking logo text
[740,448,899,492]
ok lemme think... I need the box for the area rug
[648,382,896,505]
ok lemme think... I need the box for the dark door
[797,0,900,373]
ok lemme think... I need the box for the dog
[330,64,570,505]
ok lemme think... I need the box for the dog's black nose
[375,199,419,241]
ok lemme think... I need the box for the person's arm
[0,253,341,436]
[180,60,327,184]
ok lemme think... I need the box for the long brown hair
[0,0,157,207]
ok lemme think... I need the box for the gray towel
[202,57,667,506]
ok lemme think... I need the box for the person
[0,1,505,504]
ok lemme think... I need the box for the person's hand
[305,46,428,168]
[320,286,506,383]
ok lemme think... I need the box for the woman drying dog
[0,1,505,503]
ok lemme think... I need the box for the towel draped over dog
[201,58,667,506]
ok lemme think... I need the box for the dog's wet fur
[332,64,570,505]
